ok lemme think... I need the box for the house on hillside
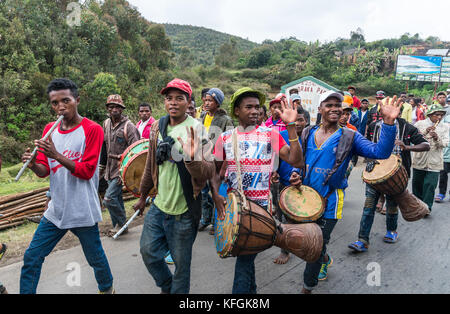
[426,49,449,57]
[400,44,430,56]
[335,47,367,64]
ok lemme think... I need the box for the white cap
[319,91,344,105]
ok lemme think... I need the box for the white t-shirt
[36,118,104,229]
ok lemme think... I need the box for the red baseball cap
[269,93,286,106]
[160,79,192,100]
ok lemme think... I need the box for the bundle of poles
[0,187,135,231]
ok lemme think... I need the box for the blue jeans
[231,204,268,294]
[20,217,113,294]
[232,254,258,294]
[140,203,197,294]
[103,178,126,228]
[200,184,214,226]
[303,217,338,290]
[358,184,399,244]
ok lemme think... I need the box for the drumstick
[112,210,140,240]
[15,115,64,182]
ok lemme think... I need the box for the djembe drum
[362,155,429,221]
[214,190,323,263]
[279,186,325,223]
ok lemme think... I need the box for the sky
[127,0,450,44]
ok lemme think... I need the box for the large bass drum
[119,139,149,197]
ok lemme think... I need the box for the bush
[0,135,28,164]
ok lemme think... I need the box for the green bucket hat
[230,87,266,118]
[427,104,447,117]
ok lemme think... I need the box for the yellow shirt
[401,103,412,123]
[203,113,214,132]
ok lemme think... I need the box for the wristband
[287,122,296,127]
[289,137,299,143]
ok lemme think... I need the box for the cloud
[128,0,450,43]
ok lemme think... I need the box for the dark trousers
[412,169,440,211]
[200,184,214,226]
[303,217,338,290]
[438,162,450,196]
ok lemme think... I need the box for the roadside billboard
[395,55,442,82]
[440,57,450,83]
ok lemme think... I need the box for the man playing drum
[211,87,304,294]
[102,94,140,237]
[132,79,215,294]
[349,108,430,253]
[292,91,401,293]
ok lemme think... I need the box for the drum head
[214,191,240,258]
[120,139,149,197]
[363,155,401,183]
[122,152,147,197]
[279,186,325,223]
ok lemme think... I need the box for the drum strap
[158,116,203,231]
[232,129,249,211]
[231,129,274,215]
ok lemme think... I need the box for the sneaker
[318,255,333,281]
[435,194,445,203]
[99,286,115,294]
[383,231,399,243]
[348,240,368,253]
[0,243,6,261]
[198,222,210,232]
[0,285,7,294]
[165,252,174,265]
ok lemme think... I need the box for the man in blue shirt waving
[296,91,401,294]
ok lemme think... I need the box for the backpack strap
[323,127,356,186]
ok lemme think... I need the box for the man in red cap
[348,86,361,110]
[265,94,287,132]
[133,79,215,294]
[102,94,140,237]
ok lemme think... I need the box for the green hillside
[164,23,258,65]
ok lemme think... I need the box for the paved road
[1,166,450,294]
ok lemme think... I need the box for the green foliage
[0,0,448,167]
[164,23,257,66]
[0,0,173,163]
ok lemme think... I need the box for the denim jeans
[103,178,126,227]
[358,184,399,244]
[20,217,113,294]
[303,217,338,290]
[140,203,197,294]
[231,205,268,294]
[232,254,258,294]
[200,184,214,226]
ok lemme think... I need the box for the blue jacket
[277,130,300,187]
[350,112,360,130]
[357,109,369,136]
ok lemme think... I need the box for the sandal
[435,194,445,203]
[348,241,368,252]
[384,231,399,243]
